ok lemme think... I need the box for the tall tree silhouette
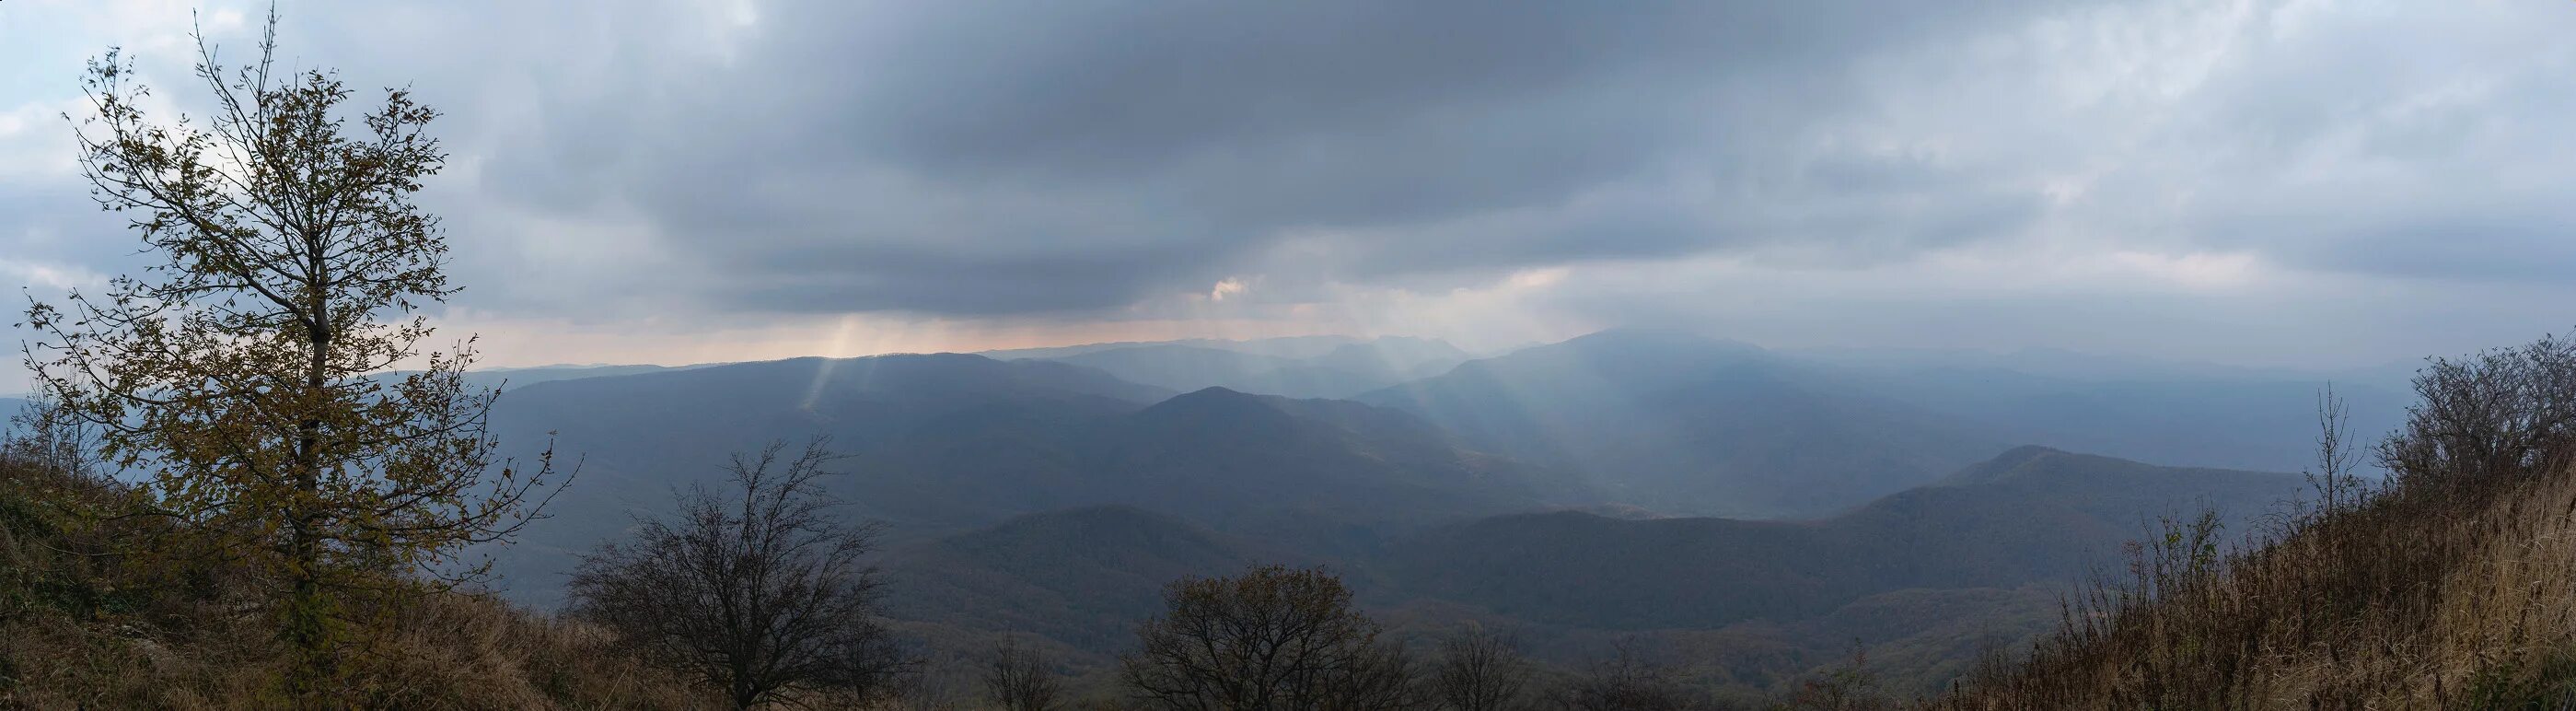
[23,9,562,696]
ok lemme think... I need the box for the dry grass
[0,592,727,710]
[342,593,723,710]
[1935,338,2576,710]
[0,430,718,710]
[1933,472,2576,709]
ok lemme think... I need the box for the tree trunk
[284,247,335,696]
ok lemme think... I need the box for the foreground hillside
[1942,339,2576,708]
[1944,467,2576,707]
[0,435,714,709]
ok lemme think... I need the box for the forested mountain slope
[485,357,1589,606]
[1379,447,2302,630]
[869,446,2304,698]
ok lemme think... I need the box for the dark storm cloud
[9,0,2576,341]
[834,1,2047,181]
[718,239,1228,315]
[394,0,2099,316]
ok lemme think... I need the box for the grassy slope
[1935,468,2576,708]
[0,447,716,709]
[1936,339,2576,709]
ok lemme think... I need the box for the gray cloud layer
[6,0,2576,383]
[299,0,2112,314]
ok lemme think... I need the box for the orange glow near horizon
[413,270,1603,373]
[436,313,1405,370]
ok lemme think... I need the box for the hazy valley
[433,328,2357,700]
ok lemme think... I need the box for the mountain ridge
[486,360,1591,608]
[1378,446,2303,630]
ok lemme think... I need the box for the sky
[3,0,2575,392]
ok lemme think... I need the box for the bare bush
[1120,564,1426,710]
[2306,384,2372,514]
[984,635,1064,711]
[1432,624,1532,711]
[569,439,908,709]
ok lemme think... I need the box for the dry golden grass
[342,593,724,711]
[1,590,722,710]
[1936,339,2576,710]
[0,437,718,710]
[1932,472,2576,709]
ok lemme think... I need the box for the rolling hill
[864,445,2308,698]
[1040,344,1385,399]
[1812,358,2411,476]
[825,386,1596,557]
[1356,328,2399,519]
[482,354,1178,603]
[881,506,1305,659]
[1377,447,2304,630]
[447,329,2377,698]
[483,357,1590,606]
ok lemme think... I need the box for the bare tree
[4,401,105,485]
[985,635,1064,711]
[1120,564,1425,710]
[23,9,561,694]
[568,439,908,710]
[1432,624,1532,711]
[2306,384,2369,513]
[1551,641,1693,711]
[1334,641,1433,711]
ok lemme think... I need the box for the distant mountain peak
[1933,445,2085,486]
[1995,443,2071,463]
[1928,445,2290,489]
[1132,386,1292,424]
[1167,385,1259,401]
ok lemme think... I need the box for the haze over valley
[450,326,2354,697]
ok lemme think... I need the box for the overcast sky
[4,0,2574,391]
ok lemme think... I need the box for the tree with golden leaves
[20,12,563,697]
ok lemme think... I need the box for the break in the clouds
[5,0,2576,386]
